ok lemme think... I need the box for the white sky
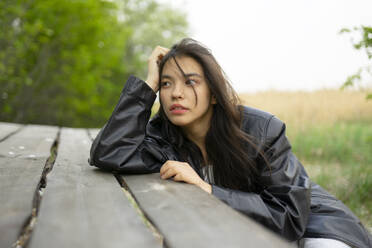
[162,0,372,93]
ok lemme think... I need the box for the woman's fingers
[159,160,209,192]
[161,167,184,181]
[145,46,170,92]
[160,160,183,179]
[173,174,183,182]
[153,46,169,66]
[148,46,169,67]
[160,161,172,179]
[160,160,171,175]
[151,46,169,57]
[160,160,200,183]
[160,167,175,179]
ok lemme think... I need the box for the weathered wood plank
[29,128,161,248]
[0,122,23,141]
[0,125,58,248]
[122,174,295,248]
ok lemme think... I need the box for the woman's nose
[171,84,184,99]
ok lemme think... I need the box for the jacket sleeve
[211,116,311,241]
[89,75,167,173]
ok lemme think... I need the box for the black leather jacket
[89,76,372,247]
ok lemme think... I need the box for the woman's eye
[186,79,196,85]
[160,81,171,87]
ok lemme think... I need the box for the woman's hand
[160,160,212,194]
[145,45,170,93]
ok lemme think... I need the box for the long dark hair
[157,38,264,192]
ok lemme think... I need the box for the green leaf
[341,70,362,90]
[339,28,351,34]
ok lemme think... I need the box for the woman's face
[159,56,216,130]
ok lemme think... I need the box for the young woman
[89,38,372,248]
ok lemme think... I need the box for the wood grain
[29,128,161,248]
[0,122,22,141]
[122,173,295,248]
[0,124,58,248]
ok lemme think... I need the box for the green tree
[0,0,188,127]
[340,26,372,100]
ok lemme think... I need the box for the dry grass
[239,89,372,130]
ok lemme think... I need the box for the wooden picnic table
[0,122,295,248]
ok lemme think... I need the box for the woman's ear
[211,95,217,104]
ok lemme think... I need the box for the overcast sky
[162,0,372,93]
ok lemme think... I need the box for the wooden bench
[0,122,295,248]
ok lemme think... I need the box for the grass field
[240,89,372,228]
[151,89,372,228]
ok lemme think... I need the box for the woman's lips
[170,108,188,114]
[170,104,188,114]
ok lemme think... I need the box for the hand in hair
[160,160,212,194]
[145,45,170,93]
